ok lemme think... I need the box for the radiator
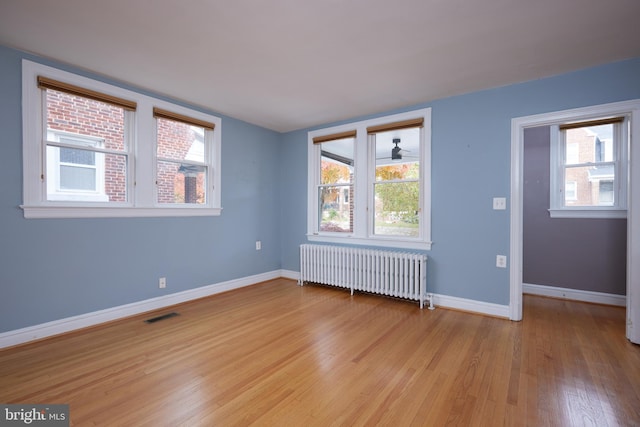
[299,244,432,309]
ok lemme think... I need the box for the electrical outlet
[496,255,507,268]
[159,277,166,288]
[256,241,261,250]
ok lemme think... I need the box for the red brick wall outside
[565,128,599,206]
[46,90,203,204]
[156,118,205,204]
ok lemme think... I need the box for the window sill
[21,205,222,219]
[307,234,432,250]
[548,208,627,219]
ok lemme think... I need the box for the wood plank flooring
[1,278,639,426]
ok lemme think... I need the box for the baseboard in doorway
[523,283,626,307]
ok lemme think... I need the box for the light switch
[493,197,507,210]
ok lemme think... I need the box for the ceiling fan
[378,138,416,161]
[391,138,403,160]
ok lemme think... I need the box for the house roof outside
[0,0,639,132]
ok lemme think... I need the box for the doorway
[509,100,640,344]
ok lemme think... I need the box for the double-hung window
[314,130,355,233]
[369,119,422,238]
[550,115,629,218]
[38,77,133,204]
[22,60,222,218]
[308,108,431,250]
[154,108,214,205]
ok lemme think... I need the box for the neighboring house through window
[46,130,109,202]
[550,114,629,218]
[154,108,214,205]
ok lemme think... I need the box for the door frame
[509,100,640,344]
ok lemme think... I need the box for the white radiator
[299,244,432,309]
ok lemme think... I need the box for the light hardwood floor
[1,278,639,426]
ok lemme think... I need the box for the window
[315,131,355,233]
[154,108,215,205]
[550,115,628,218]
[371,126,420,238]
[308,109,431,250]
[21,60,222,218]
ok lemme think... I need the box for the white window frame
[549,107,629,219]
[21,60,222,218]
[154,118,212,206]
[307,108,431,250]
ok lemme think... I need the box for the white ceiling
[1,0,639,132]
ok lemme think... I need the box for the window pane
[564,165,615,207]
[45,89,125,151]
[156,117,207,205]
[319,137,353,232]
[374,127,420,167]
[157,160,206,204]
[320,138,353,185]
[373,127,420,237]
[319,185,352,232]
[376,163,419,181]
[374,182,419,237]
[157,118,205,163]
[565,123,614,164]
[60,147,95,165]
[60,165,95,190]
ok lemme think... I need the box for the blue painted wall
[2,42,640,333]
[280,57,640,305]
[0,45,283,333]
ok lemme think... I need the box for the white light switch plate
[493,197,507,210]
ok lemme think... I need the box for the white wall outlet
[493,197,507,210]
[496,255,507,268]
[159,277,166,288]
[256,241,261,250]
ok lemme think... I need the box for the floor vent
[144,312,179,323]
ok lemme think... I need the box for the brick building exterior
[564,127,614,207]
[45,89,202,203]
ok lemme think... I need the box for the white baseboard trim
[523,283,626,306]
[432,293,510,318]
[279,269,300,281]
[0,270,284,349]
